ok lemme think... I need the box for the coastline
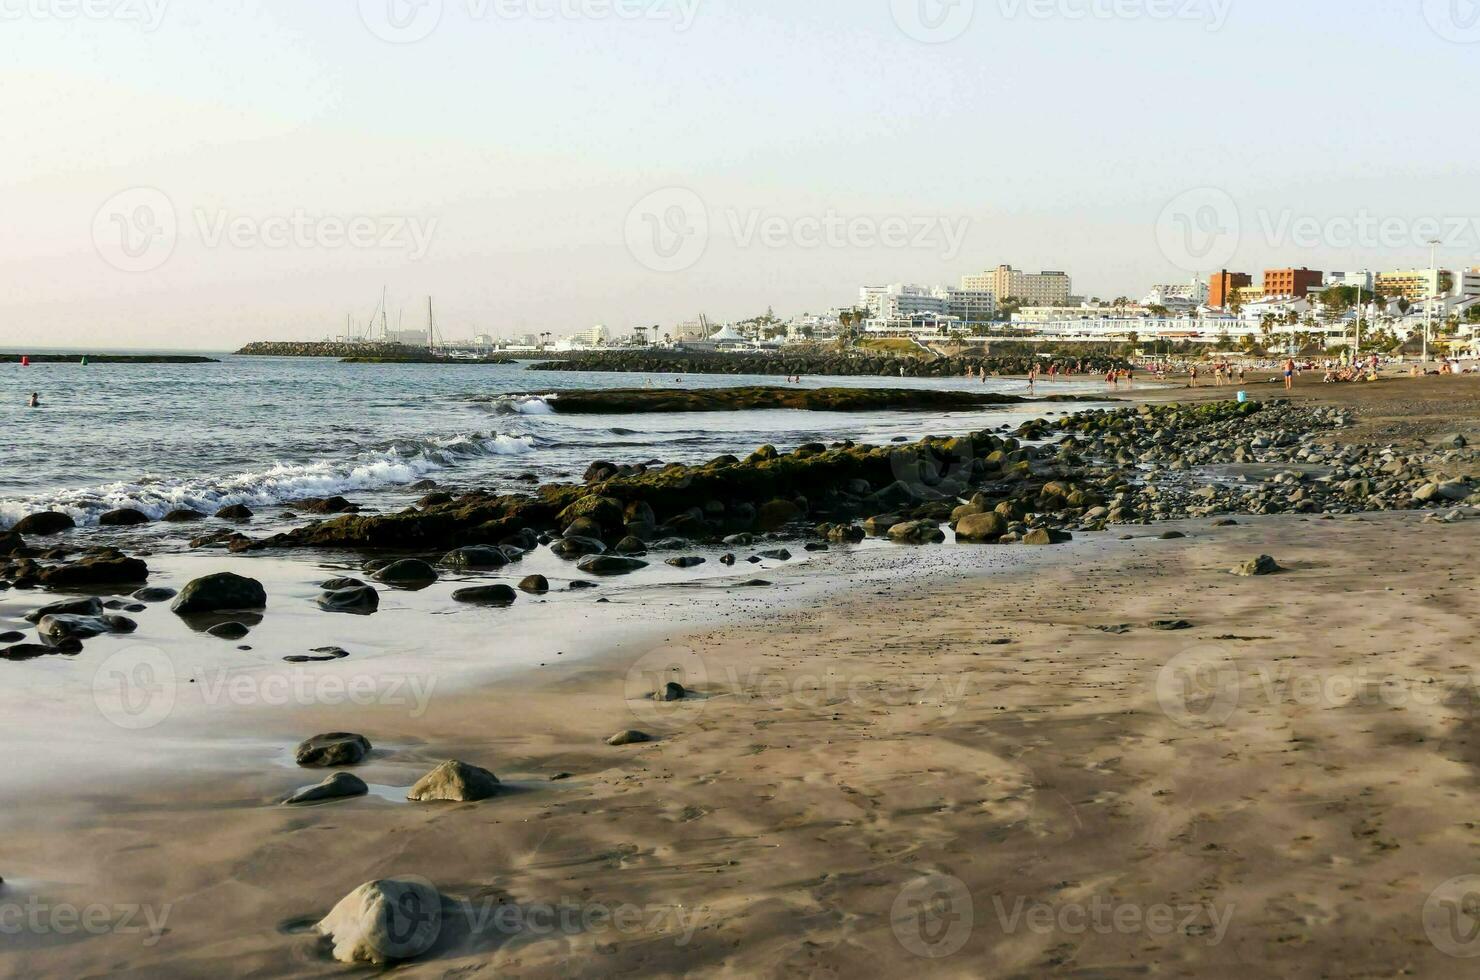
[6,507,1480,976]
[4,377,1480,975]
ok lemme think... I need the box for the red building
[1209,270,1252,308]
[1263,267,1324,299]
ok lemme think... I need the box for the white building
[1142,279,1209,310]
[961,265,1072,306]
[386,328,430,347]
[589,324,611,346]
[859,283,995,324]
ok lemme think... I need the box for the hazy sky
[4,0,1479,349]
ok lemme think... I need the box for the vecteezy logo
[624,188,709,273]
[1425,876,1480,957]
[359,0,443,43]
[890,0,975,43]
[891,873,973,958]
[1156,646,1240,728]
[92,187,177,273]
[1155,187,1240,273]
[624,645,709,726]
[92,646,177,730]
[369,877,444,961]
[1422,0,1480,43]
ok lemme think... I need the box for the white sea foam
[0,432,536,528]
[485,394,557,415]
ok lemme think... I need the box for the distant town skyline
[5,0,1480,350]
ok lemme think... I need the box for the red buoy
[20,356,28,367]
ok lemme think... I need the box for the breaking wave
[0,432,538,528]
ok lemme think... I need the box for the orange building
[1209,270,1252,308]
[1263,267,1324,299]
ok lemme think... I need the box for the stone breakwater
[0,354,218,364]
[478,386,1106,415]
[236,342,511,364]
[529,350,1127,378]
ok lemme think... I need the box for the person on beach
[1027,366,1037,394]
[1283,358,1296,391]
[1188,365,1198,388]
[28,392,40,407]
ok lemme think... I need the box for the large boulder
[887,520,945,545]
[214,504,253,521]
[295,732,372,767]
[556,495,625,534]
[1023,528,1073,546]
[317,585,380,614]
[578,555,649,576]
[518,574,549,594]
[283,772,368,806]
[24,596,105,624]
[756,499,802,531]
[370,559,438,586]
[955,512,1009,543]
[1231,555,1283,577]
[407,760,500,802]
[13,512,75,535]
[451,585,517,606]
[171,572,267,615]
[550,535,606,559]
[439,546,510,570]
[98,508,150,527]
[39,555,149,587]
[162,508,206,523]
[316,879,445,965]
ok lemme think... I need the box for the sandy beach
[4,377,1480,977]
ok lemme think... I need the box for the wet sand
[4,377,1480,977]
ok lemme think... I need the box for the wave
[484,394,557,416]
[0,432,538,528]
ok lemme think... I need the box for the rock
[550,535,606,559]
[1435,433,1468,449]
[214,504,253,521]
[132,586,176,602]
[0,630,23,643]
[98,508,150,526]
[207,622,251,640]
[1149,619,1194,631]
[320,576,367,591]
[407,760,500,802]
[666,556,706,569]
[606,729,651,746]
[13,512,75,535]
[417,492,454,509]
[655,681,687,702]
[955,512,1009,543]
[1,643,66,661]
[371,559,438,585]
[518,574,549,594]
[39,555,149,587]
[577,555,649,576]
[162,508,206,523]
[1212,519,1238,527]
[172,572,267,614]
[756,499,802,531]
[888,520,946,545]
[36,614,114,642]
[755,549,792,562]
[316,879,445,965]
[316,585,380,614]
[439,546,509,570]
[284,772,369,806]
[613,536,649,555]
[295,732,372,767]
[296,496,358,514]
[1023,528,1073,546]
[451,585,517,606]
[1159,531,1187,540]
[24,596,105,624]
[286,646,352,663]
[1231,555,1283,577]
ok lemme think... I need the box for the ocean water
[1,355,1110,547]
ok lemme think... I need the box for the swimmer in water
[28,392,40,408]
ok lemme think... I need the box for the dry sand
[4,378,1480,978]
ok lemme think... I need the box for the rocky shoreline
[529,349,1126,378]
[482,386,1107,415]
